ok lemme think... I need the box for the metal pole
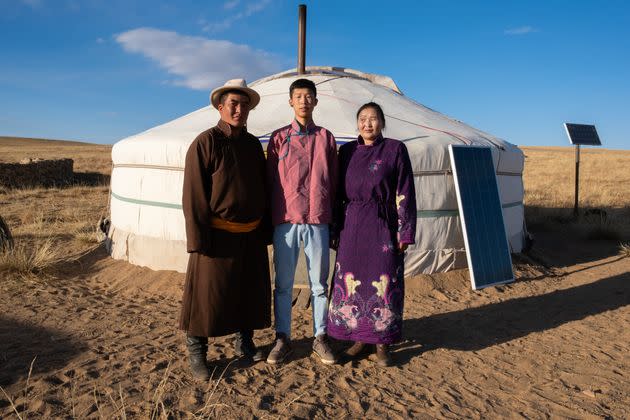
[297,4,306,74]
[574,144,580,216]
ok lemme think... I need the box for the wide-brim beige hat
[210,78,260,110]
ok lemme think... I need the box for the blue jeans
[273,223,329,338]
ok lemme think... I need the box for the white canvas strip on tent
[108,66,525,276]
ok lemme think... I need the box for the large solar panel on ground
[448,145,514,290]
[564,123,601,146]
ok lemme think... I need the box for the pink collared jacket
[266,120,338,226]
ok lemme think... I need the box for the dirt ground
[1,231,628,418]
[0,138,628,418]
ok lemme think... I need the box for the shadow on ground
[0,317,88,388]
[525,205,629,262]
[524,204,629,267]
[527,230,625,268]
[394,272,630,365]
[72,172,110,187]
[54,243,110,278]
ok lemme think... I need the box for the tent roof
[112,66,523,173]
[251,66,403,94]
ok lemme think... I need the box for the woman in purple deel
[327,102,417,367]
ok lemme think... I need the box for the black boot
[234,330,264,362]
[186,335,209,380]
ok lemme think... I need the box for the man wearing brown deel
[179,79,271,380]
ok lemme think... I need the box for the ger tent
[107,66,526,276]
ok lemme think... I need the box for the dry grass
[0,357,234,419]
[521,146,630,209]
[0,237,62,277]
[521,146,630,240]
[73,223,104,244]
[0,357,36,420]
[0,136,112,175]
[0,137,111,282]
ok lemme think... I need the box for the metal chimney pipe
[297,4,306,74]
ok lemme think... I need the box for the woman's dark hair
[356,102,386,128]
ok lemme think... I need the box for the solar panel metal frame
[564,123,601,146]
[448,145,514,290]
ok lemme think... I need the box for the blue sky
[1,0,628,149]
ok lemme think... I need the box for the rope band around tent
[417,201,523,218]
[413,170,522,177]
[111,192,183,209]
[112,164,521,178]
[113,163,184,171]
[110,191,523,217]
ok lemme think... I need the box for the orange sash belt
[209,216,261,233]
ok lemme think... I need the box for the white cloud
[504,26,539,35]
[96,37,105,44]
[115,27,282,90]
[245,0,270,15]
[203,0,272,32]
[223,0,240,10]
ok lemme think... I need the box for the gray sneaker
[313,334,337,365]
[266,333,293,365]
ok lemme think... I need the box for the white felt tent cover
[108,66,525,276]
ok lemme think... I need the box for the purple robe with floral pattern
[327,135,416,344]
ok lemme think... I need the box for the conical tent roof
[108,66,525,276]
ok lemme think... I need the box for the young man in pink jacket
[266,78,338,365]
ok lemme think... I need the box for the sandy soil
[1,232,628,419]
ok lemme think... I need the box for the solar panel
[448,145,514,290]
[564,123,601,146]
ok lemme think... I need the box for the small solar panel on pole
[564,123,602,216]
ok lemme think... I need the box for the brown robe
[178,120,271,337]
